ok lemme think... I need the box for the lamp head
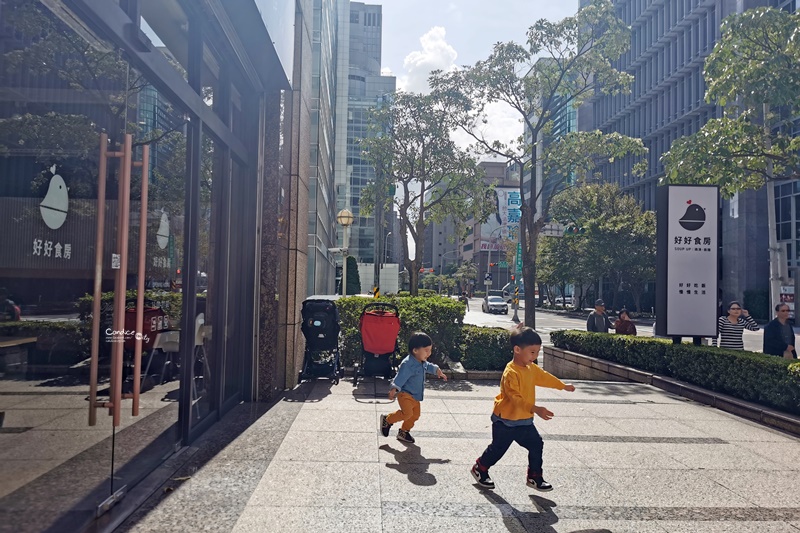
[336,208,355,227]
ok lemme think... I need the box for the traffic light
[565,225,586,235]
[419,268,424,273]
[489,262,496,267]
[511,274,515,281]
[429,268,434,273]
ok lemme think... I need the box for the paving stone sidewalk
[117,379,800,533]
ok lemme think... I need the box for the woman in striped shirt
[716,301,759,349]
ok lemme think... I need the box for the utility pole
[764,103,782,316]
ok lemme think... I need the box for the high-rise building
[582,0,770,303]
[459,161,520,292]
[307,0,339,296]
[333,1,396,264]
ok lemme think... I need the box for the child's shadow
[482,492,612,533]
[379,443,451,487]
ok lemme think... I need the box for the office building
[583,0,770,302]
[308,0,339,295]
[333,1,396,264]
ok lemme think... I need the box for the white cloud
[451,101,523,154]
[398,26,457,93]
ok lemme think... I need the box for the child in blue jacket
[380,332,447,443]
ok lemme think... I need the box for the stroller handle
[360,302,399,317]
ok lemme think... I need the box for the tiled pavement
[117,378,800,533]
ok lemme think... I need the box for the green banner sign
[515,242,522,273]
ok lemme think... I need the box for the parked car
[482,296,508,314]
[555,296,573,305]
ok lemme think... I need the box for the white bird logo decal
[156,209,170,250]
[39,164,69,230]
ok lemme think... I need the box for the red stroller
[355,302,401,385]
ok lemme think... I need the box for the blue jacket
[391,354,440,401]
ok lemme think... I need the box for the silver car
[482,296,509,314]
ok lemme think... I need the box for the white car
[482,296,509,314]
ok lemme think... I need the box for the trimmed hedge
[551,330,800,415]
[0,321,90,364]
[334,295,466,367]
[76,290,184,323]
[460,325,512,371]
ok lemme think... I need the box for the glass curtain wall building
[582,0,770,302]
[307,0,339,296]
[334,1,395,265]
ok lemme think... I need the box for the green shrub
[667,344,800,414]
[460,325,512,371]
[550,330,672,374]
[76,290,184,324]
[417,289,438,297]
[334,295,465,367]
[551,330,800,415]
[0,320,90,364]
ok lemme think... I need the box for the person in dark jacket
[614,308,637,336]
[763,303,796,359]
[587,299,613,333]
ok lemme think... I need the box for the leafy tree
[422,273,440,290]
[662,7,800,310]
[360,91,495,295]
[546,184,655,311]
[453,261,478,293]
[342,255,361,295]
[430,0,647,326]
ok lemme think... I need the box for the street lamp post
[382,232,392,268]
[336,209,355,296]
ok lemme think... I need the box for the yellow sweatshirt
[493,361,566,421]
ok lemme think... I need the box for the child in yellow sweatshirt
[471,326,575,491]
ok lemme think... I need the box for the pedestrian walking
[614,308,637,336]
[763,303,796,359]
[587,299,613,333]
[460,291,470,312]
[470,326,575,491]
[380,332,447,444]
[716,301,759,350]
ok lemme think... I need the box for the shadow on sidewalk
[379,443,450,486]
[481,491,612,533]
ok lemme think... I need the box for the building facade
[583,0,770,304]
[459,161,520,292]
[333,1,396,266]
[307,0,339,296]
[0,0,313,530]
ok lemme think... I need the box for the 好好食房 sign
[657,185,719,338]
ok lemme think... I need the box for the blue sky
[370,0,581,149]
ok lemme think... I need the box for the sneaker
[526,474,553,492]
[470,463,495,489]
[396,429,415,443]
[380,414,392,437]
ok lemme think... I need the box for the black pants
[478,420,544,474]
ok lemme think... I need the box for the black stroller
[354,302,401,385]
[300,298,342,384]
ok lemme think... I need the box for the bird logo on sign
[678,200,705,231]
